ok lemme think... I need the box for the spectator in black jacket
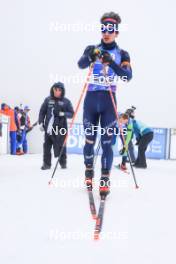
[38,82,74,170]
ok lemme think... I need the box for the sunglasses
[101,24,118,34]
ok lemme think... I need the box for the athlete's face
[102,31,118,43]
[101,23,118,44]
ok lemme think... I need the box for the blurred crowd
[0,103,32,155]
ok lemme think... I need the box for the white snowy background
[0,0,176,263]
[1,0,176,127]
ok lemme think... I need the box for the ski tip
[94,232,100,241]
[136,185,139,189]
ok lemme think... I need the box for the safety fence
[0,117,176,159]
[66,123,176,160]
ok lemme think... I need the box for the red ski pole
[48,63,94,185]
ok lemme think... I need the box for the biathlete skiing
[78,11,133,197]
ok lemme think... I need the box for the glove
[100,50,113,64]
[85,46,98,62]
[39,123,44,132]
[119,145,128,155]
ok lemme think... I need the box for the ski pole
[108,88,139,189]
[48,63,94,185]
[101,65,139,188]
[26,121,38,134]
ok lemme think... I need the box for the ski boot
[120,163,128,172]
[60,163,67,169]
[99,169,110,197]
[85,165,94,191]
[16,148,24,155]
[134,163,147,169]
[41,163,51,170]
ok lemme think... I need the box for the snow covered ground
[0,154,176,264]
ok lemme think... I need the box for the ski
[87,188,97,220]
[94,195,106,240]
[114,164,130,174]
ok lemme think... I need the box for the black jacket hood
[50,82,65,98]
